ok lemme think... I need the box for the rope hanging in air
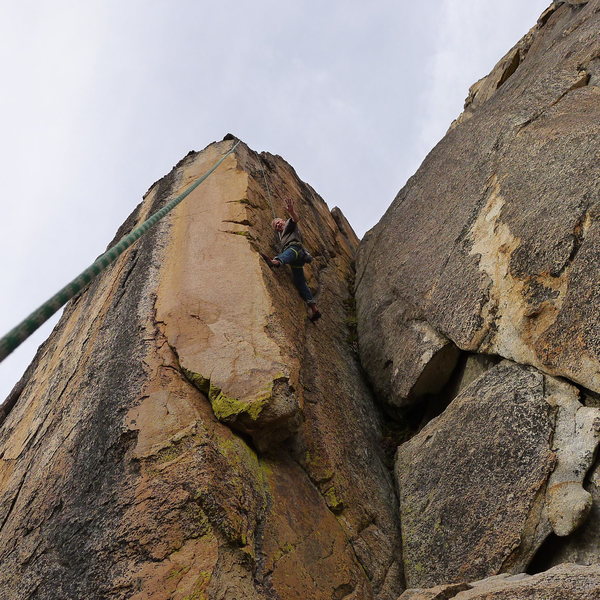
[0,140,240,363]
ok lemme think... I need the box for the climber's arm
[284,198,300,223]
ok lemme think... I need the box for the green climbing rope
[260,160,277,219]
[0,140,240,363]
[258,157,283,251]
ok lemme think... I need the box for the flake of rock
[358,296,460,408]
[398,564,600,600]
[396,582,471,599]
[453,564,600,599]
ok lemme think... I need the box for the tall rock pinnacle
[0,139,402,599]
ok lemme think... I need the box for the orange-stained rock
[0,138,402,599]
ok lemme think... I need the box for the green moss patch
[323,485,345,514]
[181,570,211,600]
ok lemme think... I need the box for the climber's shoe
[309,310,321,323]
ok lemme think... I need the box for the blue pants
[276,246,315,304]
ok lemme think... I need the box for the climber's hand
[284,198,298,221]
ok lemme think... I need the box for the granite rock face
[356,0,600,408]
[395,361,600,588]
[356,1,600,588]
[0,139,402,599]
[2,1,600,598]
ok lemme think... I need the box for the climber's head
[272,218,286,232]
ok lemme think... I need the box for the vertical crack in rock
[552,205,593,277]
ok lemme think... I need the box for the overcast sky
[0,0,550,401]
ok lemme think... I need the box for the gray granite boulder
[395,361,600,588]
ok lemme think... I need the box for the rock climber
[271,198,321,322]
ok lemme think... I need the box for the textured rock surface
[398,564,600,600]
[545,462,600,567]
[356,0,600,408]
[395,361,600,588]
[545,386,600,537]
[0,139,402,599]
[355,2,600,588]
[3,1,600,597]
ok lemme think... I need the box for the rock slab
[397,564,600,600]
